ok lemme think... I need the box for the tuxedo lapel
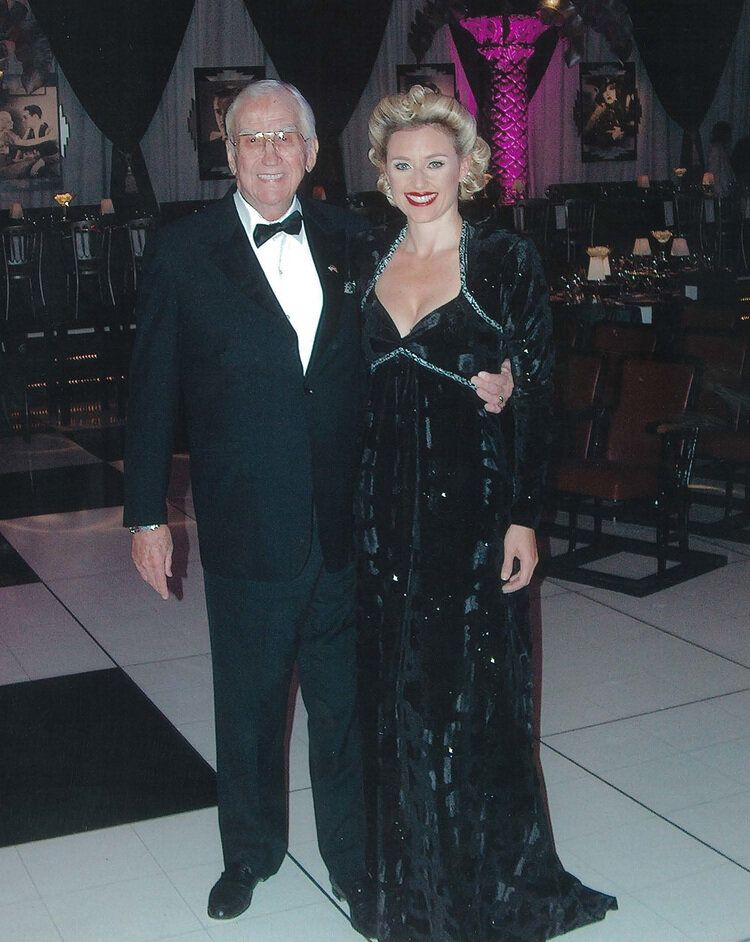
[207,194,295,338]
[303,202,347,378]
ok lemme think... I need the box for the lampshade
[702,171,715,187]
[637,175,650,189]
[100,198,115,215]
[586,246,611,281]
[633,237,652,256]
[9,201,23,219]
[671,237,690,257]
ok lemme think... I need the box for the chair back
[679,303,737,332]
[2,225,39,271]
[126,217,154,259]
[682,332,748,426]
[592,322,657,357]
[605,359,694,466]
[564,198,596,241]
[70,220,108,263]
[513,198,549,252]
[675,194,702,242]
[554,352,604,461]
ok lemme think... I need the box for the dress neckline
[370,222,466,341]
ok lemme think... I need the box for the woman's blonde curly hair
[368,85,490,204]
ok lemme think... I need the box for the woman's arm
[501,237,555,591]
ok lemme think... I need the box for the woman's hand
[501,524,538,593]
[472,359,514,414]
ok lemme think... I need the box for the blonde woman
[355,86,616,942]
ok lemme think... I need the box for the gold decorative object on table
[53,192,74,221]
[673,167,687,178]
[586,245,611,281]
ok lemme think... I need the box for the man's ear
[225,140,237,176]
[305,136,320,173]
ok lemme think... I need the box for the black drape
[29,0,195,209]
[242,0,393,202]
[625,0,746,181]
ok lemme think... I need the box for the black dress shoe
[331,877,377,940]
[207,863,262,920]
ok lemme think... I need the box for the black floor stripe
[0,668,216,847]
[0,533,39,587]
[0,463,123,519]
[63,427,127,463]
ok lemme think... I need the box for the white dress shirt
[233,191,323,373]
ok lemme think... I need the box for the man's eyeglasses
[229,129,306,151]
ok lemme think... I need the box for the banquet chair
[551,352,605,466]
[512,198,550,257]
[675,194,703,249]
[590,322,657,408]
[2,224,44,321]
[681,332,750,541]
[678,302,737,332]
[125,216,155,292]
[563,198,596,264]
[543,358,726,594]
[68,221,115,318]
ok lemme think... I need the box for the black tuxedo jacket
[124,191,367,581]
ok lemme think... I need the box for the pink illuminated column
[460,15,548,204]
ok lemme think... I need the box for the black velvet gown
[355,220,617,942]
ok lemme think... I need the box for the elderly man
[124,79,506,933]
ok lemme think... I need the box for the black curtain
[242,0,393,203]
[625,0,745,181]
[29,0,195,209]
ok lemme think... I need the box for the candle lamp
[587,246,611,282]
[53,192,74,221]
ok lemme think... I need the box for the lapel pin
[344,281,356,294]
[328,264,338,273]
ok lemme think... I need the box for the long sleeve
[503,237,555,529]
[122,231,181,527]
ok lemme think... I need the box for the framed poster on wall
[0,79,62,189]
[575,62,640,163]
[194,66,265,180]
[397,63,456,98]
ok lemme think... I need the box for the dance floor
[1,420,750,942]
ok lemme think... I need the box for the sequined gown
[356,221,617,942]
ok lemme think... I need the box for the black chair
[125,216,155,292]
[513,198,550,257]
[2,224,44,320]
[68,221,115,317]
[563,198,596,264]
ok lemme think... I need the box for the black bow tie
[253,210,303,248]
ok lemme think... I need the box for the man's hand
[132,526,173,600]
[472,359,514,414]
[501,524,538,593]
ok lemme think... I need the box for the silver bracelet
[129,524,161,534]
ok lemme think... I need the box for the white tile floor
[1,432,750,941]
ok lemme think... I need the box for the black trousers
[203,532,367,885]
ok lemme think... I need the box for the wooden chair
[590,322,657,408]
[542,358,726,595]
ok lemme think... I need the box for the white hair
[224,79,316,142]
